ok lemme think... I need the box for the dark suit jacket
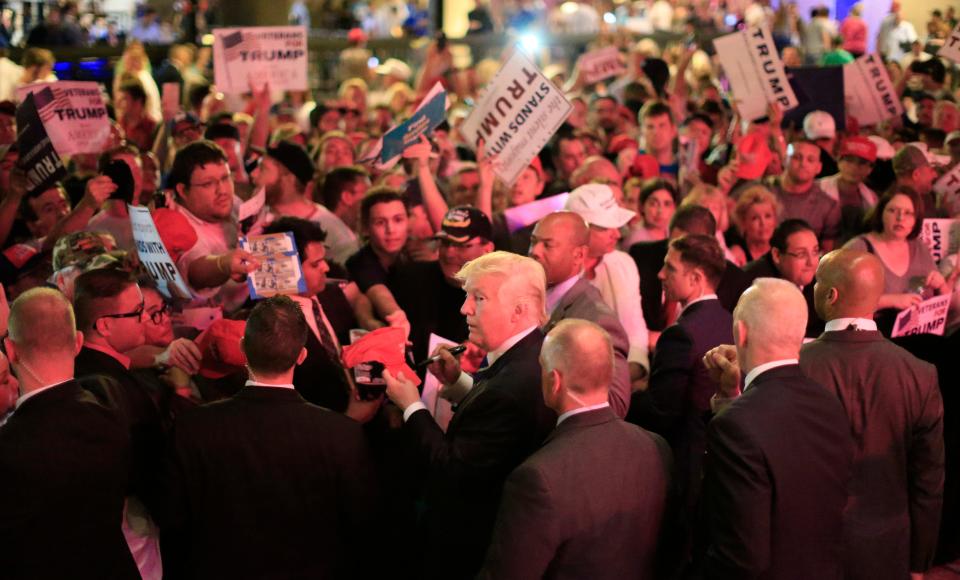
[161,385,380,579]
[293,325,351,414]
[629,239,750,331]
[404,328,556,579]
[703,364,854,580]
[479,407,672,579]
[801,330,944,578]
[75,346,164,512]
[628,298,733,515]
[743,252,825,338]
[544,278,632,418]
[0,380,139,579]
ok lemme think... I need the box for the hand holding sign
[81,175,118,209]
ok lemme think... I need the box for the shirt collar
[85,342,131,370]
[557,401,610,426]
[546,274,582,314]
[681,293,718,315]
[486,325,539,367]
[15,379,73,410]
[824,317,878,332]
[245,380,296,390]
[743,359,799,392]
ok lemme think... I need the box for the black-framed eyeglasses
[148,303,170,325]
[99,300,145,322]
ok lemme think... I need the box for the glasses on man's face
[189,173,232,192]
[783,249,820,262]
[99,300,145,322]
[148,303,170,325]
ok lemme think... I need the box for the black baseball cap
[267,140,315,185]
[434,206,492,243]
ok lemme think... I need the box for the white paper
[578,47,627,85]
[891,294,951,338]
[128,204,193,300]
[238,187,266,222]
[16,81,110,156]
[920,219,960,263]
[461,50,572,185]
[934,164,960,218]
[842,53,904,127]
[213,26,308,94]
[503,192,570,233]
[713,24,798,121]
[420,333,457,432]
[939,22,960,64]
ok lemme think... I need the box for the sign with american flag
[213,26,308,94]
[16,81,110,156]
[14,93,67,196]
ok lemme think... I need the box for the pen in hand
[417,344,467,368]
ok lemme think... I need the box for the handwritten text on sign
[461,50,572,185]
[939,21,960,64]
[892,294,951,338]
[16,81,110,156]
[578,47,627,85]
[213,26,308,94]
[713,25,798,121]
[842,53,904,127]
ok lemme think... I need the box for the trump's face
[461,274,514,352]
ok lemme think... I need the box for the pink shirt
[840,17,867,54]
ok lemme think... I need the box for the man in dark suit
[703,278,854,579]
[743,219,824,338]
[627,234,734,557]
[479,319,671,579]
[629,205,749,341]
[161,295,380,579]
[531,211,631,417]
[801,249,943,580]
[384,251,556,579]
[0,288,139,579]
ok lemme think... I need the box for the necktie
[311,298,341,363]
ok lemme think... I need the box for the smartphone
[103,159,135,203]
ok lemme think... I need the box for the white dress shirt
[245,380,296,390]
[589,250,650,369]
[742,359,800,393]
[680,293,719,316]
[556,401,610,426]
[824,317,878,332]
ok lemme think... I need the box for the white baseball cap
[866,135,896,160]
[564,184,636,229]
[375,58,412,82]
[803,110,836,140]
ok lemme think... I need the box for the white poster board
[842,53,904,127]
[129,205,193,300]
[891,294,951,338]
[213,26,308,94]
[420,333,457,432]
[16,81,110,156]
[578,47,627,85]
[920,219,960,264]
[939,22,960,64]
[934,164,960,218]
[461,50,572,185]
[713,25,798,121]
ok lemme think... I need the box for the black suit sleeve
[704,412,772,579]
[909,365,945,572]
[628,324,692,433]
[478,463,557,579]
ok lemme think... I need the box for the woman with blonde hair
[732,184,782,264]
[112,41,161,122]
[681,183,742,265]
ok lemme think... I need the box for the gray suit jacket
[801,329,944,579]
[544,277,632,418]
[479,407,672,580]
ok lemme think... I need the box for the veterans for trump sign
[713,25,798,121]
[461,50,572,185]
[16,81,110,156]
[214,26,308,94]
[577,47,627,85]
[842,54,904,127]
[892,294,951,338]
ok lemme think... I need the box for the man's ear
[75,331,84,355]
[94,317,110,339]
[174,182,187,201]
[734,319,748,350]
[4,338,17,366]
[771,248,782,268]
[296,346,308,366]
[826,286,840,307]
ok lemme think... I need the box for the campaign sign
[891,294,951,338]
[934,163,960,218]
[920,219,960,263]
[16,81,110,156]
[239,231,306,299]
[578,47,627,85]
[15,93,67,197]
[713,25,798,121]
[214,26,308,94]
[939,21,960,64]
[128,205,193,300]
[503,192,570,233]
[380,88,446,164]
[461,50,572,185]
[842,53,904,127]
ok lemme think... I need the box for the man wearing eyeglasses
[744,219,825,338]
[166,140,259,312]
[818,136,879,244]
[71,268,165,580]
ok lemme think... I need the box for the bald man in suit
[479,320,671,579]
[801,249,943,580]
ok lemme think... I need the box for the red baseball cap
[735,132,773,181]
[153,208,198,263]
[839,136,878,163]
[196,319,247,379]
[341,326,420,387]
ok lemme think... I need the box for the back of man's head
[670,234,726,290]
[320,165,368,211]
[541,319,613,402]
[669,204,717,238]
[73,269,136,334]
[8,288,77,360]
[734,277,807,361]
[242,295,308,377]
[814,249,884,321]
[456,251,547,326]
